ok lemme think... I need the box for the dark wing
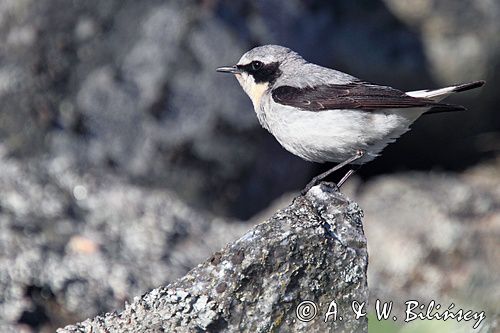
[271,82,465,112]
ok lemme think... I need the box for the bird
[216,45,485,193]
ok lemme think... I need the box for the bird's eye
[251,61,263,71]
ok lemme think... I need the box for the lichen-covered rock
[58,183,368,333]
[344,162,500,329]
[357,171,499,311]
[0,150,250,333]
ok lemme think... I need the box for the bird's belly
[261,105,417,163]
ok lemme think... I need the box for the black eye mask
[237,61,282,84]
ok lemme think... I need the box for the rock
[250,159,500,331]
[347,161,500,327]
[0,150,251,332]
[58,183,368,333]
[0,1,497,331]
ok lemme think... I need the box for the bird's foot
[301,179,340,196]
[300,150,365,196]
[301,176,326,196]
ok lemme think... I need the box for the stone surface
[0,0,499,331]
[250,159,500,331]
[0,149,250,333]
[346,158,500,329]
[58,183,368,333]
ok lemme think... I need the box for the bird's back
[276,61,358,89]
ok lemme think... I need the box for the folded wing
[271,82,466,113]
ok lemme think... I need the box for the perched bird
[217,45,485,192]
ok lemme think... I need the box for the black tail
[452,80,486,92]
[425,80,485,115]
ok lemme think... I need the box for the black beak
[216,65,242,74]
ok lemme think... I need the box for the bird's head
[217,45,302,107]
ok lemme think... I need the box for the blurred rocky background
[0,0,498,332]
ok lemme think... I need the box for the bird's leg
[337,169,356,188]
[337,164,363,188]
[301,150,364,195]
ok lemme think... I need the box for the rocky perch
[58,183,368,333]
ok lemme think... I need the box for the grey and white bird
[217,45,485,192]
